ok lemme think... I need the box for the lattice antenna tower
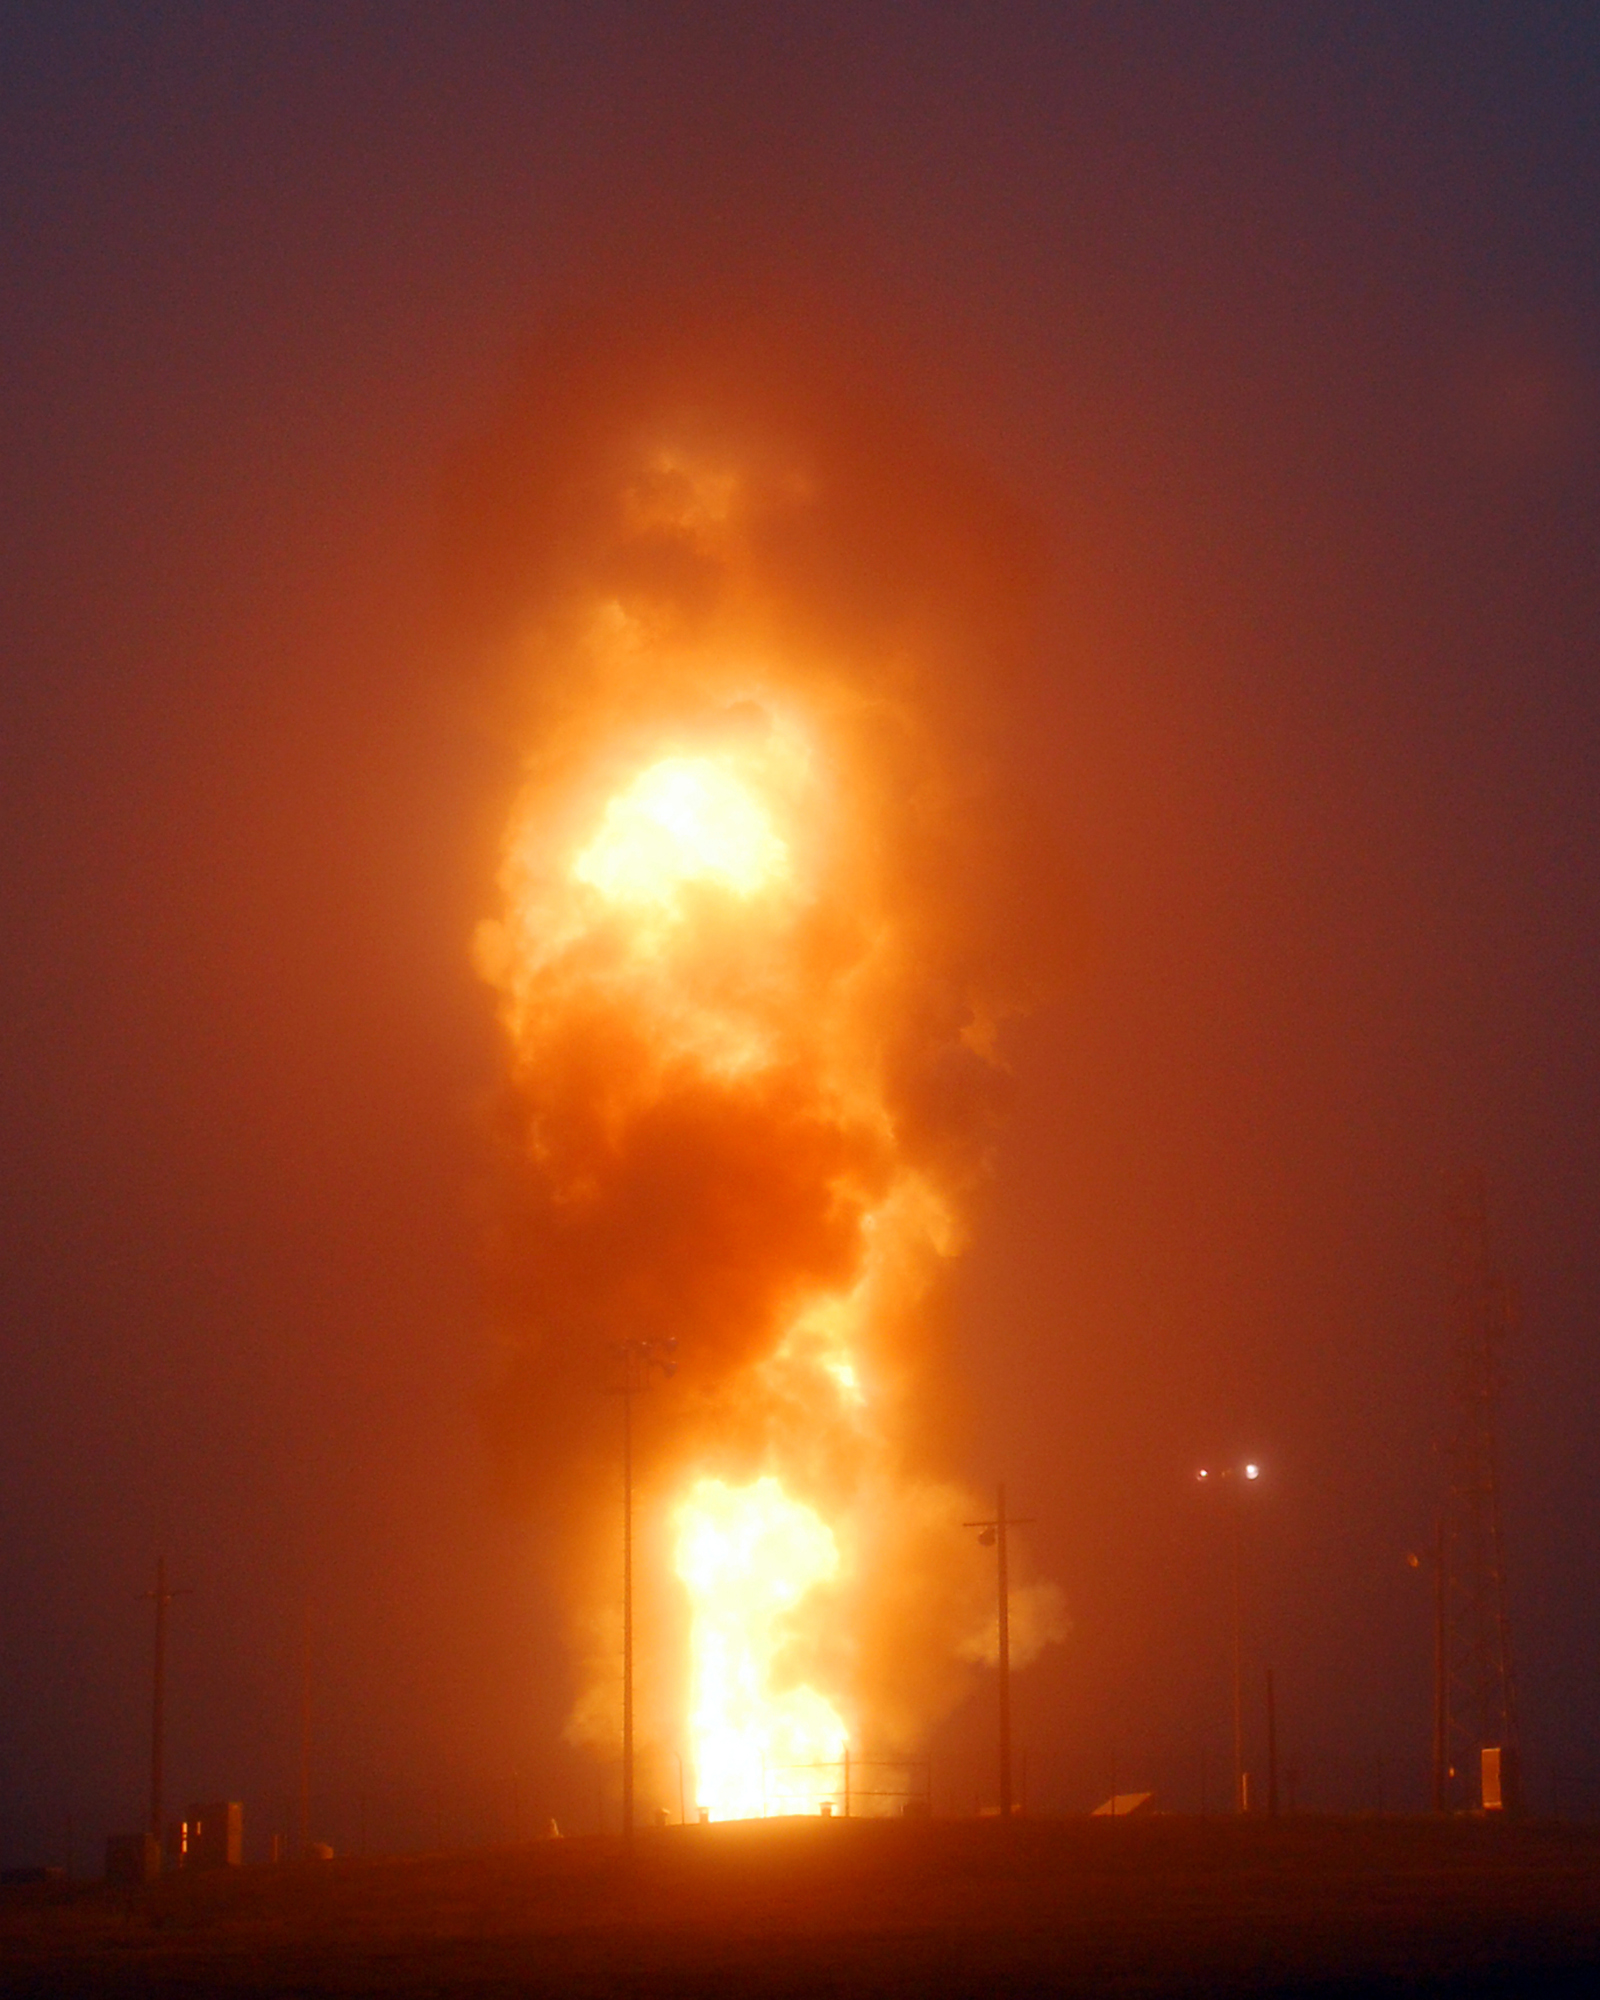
[1438,1167,1520,1810]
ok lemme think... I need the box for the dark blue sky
[2,3,1598,1859]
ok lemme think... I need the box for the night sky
[3,3,1598,1862]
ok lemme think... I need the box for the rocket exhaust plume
[464,305,1062,1820]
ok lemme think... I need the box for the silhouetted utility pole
[965,1486,1034,1818]
[1438,1169,1521,1811]
[140,1555,190,1845]
[1431,1513,1448,1813]
[298,1606,312,1859]
[609,1337,677,1844]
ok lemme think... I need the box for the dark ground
[3,1816,1598,1997]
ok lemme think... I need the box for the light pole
[964,1485,1035,1819]
[1198,1461,1261,1813]
[610,1336,676,1845]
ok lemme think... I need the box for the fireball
[476,424,1061,1822]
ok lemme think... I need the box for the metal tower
[1436,1169,1520,1812]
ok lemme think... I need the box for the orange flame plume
[470,335,1061,1820]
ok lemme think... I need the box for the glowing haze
[470,320,1061,1820]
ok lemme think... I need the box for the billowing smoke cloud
[454,293,1063,1813]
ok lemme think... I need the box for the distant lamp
[1245,1464,1260,1481]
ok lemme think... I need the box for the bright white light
[574,756,788,906]
[1197,1469,1210,1481]
[1245,1463,1260,1480]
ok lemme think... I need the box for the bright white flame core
[573,756,788,907]
[675,1476,848,1820]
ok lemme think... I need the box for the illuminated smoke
[466,305,1063,1816]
